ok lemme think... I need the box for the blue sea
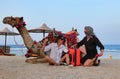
[102,45,120,59]
[9,44,120,59]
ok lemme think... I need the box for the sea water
[10,45,27,56]
[9,45,120,59]
[101,45,120,59]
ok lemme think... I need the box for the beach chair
[0,48,16,56]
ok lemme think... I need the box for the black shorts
[81,54,96,64]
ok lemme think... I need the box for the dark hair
[56,35,65,43]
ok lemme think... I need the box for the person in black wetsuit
[77,26,104,67]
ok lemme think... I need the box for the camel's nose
[3,18,7,24]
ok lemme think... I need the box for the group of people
[36,26,104,67]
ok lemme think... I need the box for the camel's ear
[20,17,23,20]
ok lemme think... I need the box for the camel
[3,16,79,64]
[3,16,48,63]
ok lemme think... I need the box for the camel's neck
[3,17,44,54]
[15,23,43,54]
[17,26,33,49]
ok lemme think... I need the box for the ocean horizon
[1,44,120,59]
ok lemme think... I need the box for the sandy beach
[0,56,120,79]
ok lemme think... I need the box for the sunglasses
[60,38,64,40]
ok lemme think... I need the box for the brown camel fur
[3,16,48,63]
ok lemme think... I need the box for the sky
[0,0,120,45]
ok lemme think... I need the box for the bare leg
[44,56,58,65]
[83,59,94,67]
[59,54,70,64]
[83,57,98,67]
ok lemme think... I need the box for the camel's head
[3,16,26,28]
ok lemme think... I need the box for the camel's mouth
[3,16,14,24]
[3,16,26,28]
[3,17,8,24]
[3,17,15,27]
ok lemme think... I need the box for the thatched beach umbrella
[28,23,52,38]
[0,27,19,52]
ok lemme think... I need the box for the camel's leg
[36,58,48,63]
[25,57,48,64]
[25,58,38,64]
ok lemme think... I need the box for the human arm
[63,42,69,53]
[94,36,104,57]
[42,38,48,47]
[64,39,68,49]
[76,37,86,48]
[99,49,104,57]
[42,38,52,52]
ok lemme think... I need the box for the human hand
[65,39,68,46]
[99,49,104,57]
[71,44,77,48]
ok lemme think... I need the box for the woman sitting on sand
[77,26,104,67]
[43,35,70,66]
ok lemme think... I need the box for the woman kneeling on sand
[77,26,104,67]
